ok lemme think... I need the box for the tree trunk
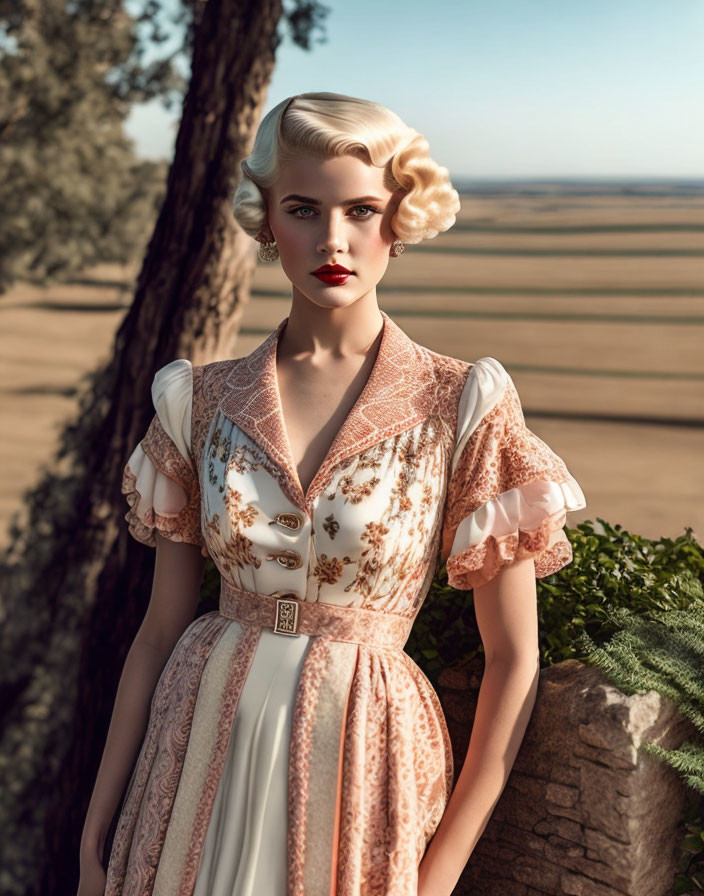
[0,0,283,893]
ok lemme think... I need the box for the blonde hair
[233,91,461,245]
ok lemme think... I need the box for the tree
[0,0,189,290]
[0,0,330,892]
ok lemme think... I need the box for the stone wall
[436,657,699,896]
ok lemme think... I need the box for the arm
[417,555,541,896]
[78,536,207,876]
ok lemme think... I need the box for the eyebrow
[279,194,385,206]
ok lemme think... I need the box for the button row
[267,511,305,569]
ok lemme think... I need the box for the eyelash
[287,204,381,219]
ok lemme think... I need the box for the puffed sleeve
[439,357,587,591]
[121,358,207,555]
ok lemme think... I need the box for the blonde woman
[79,92,586,896]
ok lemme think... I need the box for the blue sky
[125,0,704,178]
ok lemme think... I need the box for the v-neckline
[271,310,389,504]
[220,307,437,514]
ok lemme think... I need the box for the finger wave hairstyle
[232,91,461,245]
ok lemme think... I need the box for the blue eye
[351,205,379,218]
[287,205,380,219]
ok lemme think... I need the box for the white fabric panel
[191,626,312,896]
[151,357,194,462]
[450,357,510,477]
[449,473,587,558]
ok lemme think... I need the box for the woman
[78,91,586,896]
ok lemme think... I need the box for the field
[1,184,702,550]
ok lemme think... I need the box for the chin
[297,294,364,312]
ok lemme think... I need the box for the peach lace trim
[122,448,207,555]
[446,509,573,591]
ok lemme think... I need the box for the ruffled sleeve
[440,357,586,591]
[121,358,207,556]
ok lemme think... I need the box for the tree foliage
[0,0,193,289]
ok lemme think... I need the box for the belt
[218,580,414,650]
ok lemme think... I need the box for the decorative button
[269,511,304,531]
[265,549,303,570]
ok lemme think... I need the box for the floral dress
[105,309,586,896]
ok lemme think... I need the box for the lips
[311,264,353,285]
[312,264,352,274]
[313,271,351,285]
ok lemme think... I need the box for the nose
[316,211,348,257]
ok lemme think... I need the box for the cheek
[273,219,308,255]
[367,231,391,262]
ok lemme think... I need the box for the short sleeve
[439,357,587,591]
[121,358,207,555]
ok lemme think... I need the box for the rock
[436,658,698,895]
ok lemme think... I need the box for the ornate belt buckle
[274,597,300,636]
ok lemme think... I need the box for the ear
[256,188,274,242]
[256,225,274,243]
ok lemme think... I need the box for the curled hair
[233,91,460,245]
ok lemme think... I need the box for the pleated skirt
[105,609,454,896]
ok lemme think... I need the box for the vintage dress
[105,309,587,896]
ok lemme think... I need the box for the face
[260,154,403,311]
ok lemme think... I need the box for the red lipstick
[311,263,353,285]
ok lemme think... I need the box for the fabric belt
[218,580,414,649]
